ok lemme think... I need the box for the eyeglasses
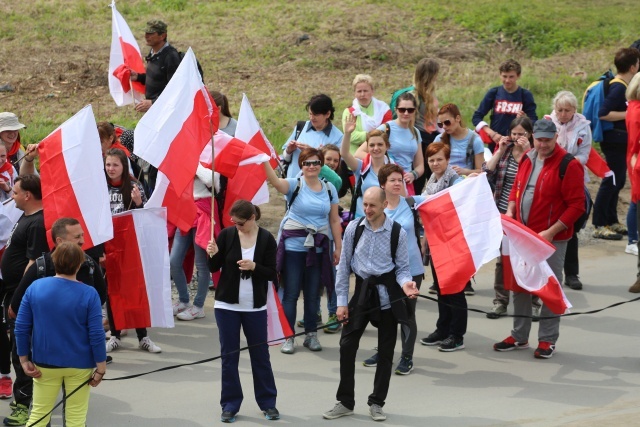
[397,107,416,114]
[230,218,247,227]
[436,119,453,128]
[302,160,322,167]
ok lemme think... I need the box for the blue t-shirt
[353,157,392,218]
[282,121,343,178]
[283,177,338,252]
[435,130,484,169]
[376,121,421,172]
[385,196,425,276]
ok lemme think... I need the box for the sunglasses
[230,218,247,226]
[437,119,453,128]
[397,107,416,114]
[302,160,322,167]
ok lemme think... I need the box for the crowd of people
[1,16,639,424]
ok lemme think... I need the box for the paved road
[10,238,640,426]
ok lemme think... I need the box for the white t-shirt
[214,244,266,312]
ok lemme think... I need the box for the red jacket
[509,144,585,241]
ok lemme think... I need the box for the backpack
[178,50,204,79]
[35,253,95,279]
[281,121,306,177]
[390,85,415,119]
[347,155,392,221]
[582,70,627,142]
[405,197,424,257]
[558,153,593,221]
[286,176,333,213]
[352,217,402,263]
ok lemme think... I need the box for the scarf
[548,112,590,155]
[349,97,391,132]
[423,165,459,196]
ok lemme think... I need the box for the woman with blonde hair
[341,74,392,153]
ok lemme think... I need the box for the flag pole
[209,119,216,244]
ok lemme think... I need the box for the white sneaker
[172,301,190,316]
[280,338,295,354]
[176,305,205,321]
[625,243,638,256]
[139,337,162,353]
[106,336,121,353]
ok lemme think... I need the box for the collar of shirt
[362,214,393,233]
[306,121,333,137]
[149,42,171,57]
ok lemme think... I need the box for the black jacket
[139,44,181,102]
[208,227,277,308]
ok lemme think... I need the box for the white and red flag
[501,215,571,314]
[214,138,270,179]
[146,171,196,234]
[586,147,615,185]
[0,200,21,251]
[134,48,219,196]
[105,208,174,329]
[266,282,293,345]
[220,95,271,227]
[38,105,113,250]
[108,1,146,106]
[416,174,501,294]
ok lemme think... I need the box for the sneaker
[463,283,475,295]
[3,403,28,426]
[629,277,640,293]
[625,243,639,256]
[280,338,295,354]
[493,336,529,352]
[610,223,628,235]
[303,333,322,351]
[263,408,280,421]
[220,410,236,423]
[296,311,323,329]
[0,377,12,399]
[369,404,386,421]
[438,335,465,352]
[565,275,583,290]
[428,283,437,294]
[106,355,113,365]
[395,355,413,375]
[106,336,121,353]
[486,303,507,319]
[139,337,162,353]
[592,226,623,240]
[532,305,542,322]
[176,305,205,321]
[172,301,189,316]
[534,341,556,359]
[363,352,379,367]
[323,314,341,334]
[420,330,446,346]
[322,402,353,420]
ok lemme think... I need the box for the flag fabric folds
[108,1,146,106]
[586,147,615,185]
[0,200,21,251]
[38,105,113,250]
[146,171,197,234]
[501,215,571,314]
[266,282,293,345]
[236,94,279,169]
[105,208,174,330]
[416,174,501,295]
[214,138,270,179]
[134,48,219,196]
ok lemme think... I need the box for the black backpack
[178,50,204,79]
[352,217,402,263]
[281,121,306,177]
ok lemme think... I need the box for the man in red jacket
[494,118,585,359]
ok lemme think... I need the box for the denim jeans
[170,228,210,308]
[281,250,322,333]
[627,202,638,244]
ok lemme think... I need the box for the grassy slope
[0,0,636,150]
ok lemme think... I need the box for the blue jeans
[170,228,210,308]
[627,202,638,244]
[215,308,277,413]
[281,250,322,333]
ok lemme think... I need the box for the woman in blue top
[15,242,106,427]
[282,94,344,178]
[361,163,425,375]
[356,93,425,195]
[434,103,485,176]
[263,148,342,355]
[342,114,399,218]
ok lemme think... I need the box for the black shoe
[420,330,446,346]
[263,408,280,421]
[428,283,437,294]
[106,355,113,365]
[565,275,582,290]
[221,411,237,423]
[363,352,379,367]
[463,283,475,296]
[438,335,465,352]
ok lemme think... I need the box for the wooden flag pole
[209,120,216,244]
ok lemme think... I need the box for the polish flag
[105,208,174,329]
[266,282,293,345]
[501,215,571,314]
[146,171,196,234]
[38,105,113,250]
[199,130,234,169]
[0,200,21,251]
[108,1,145,106]
[236,94,279,169]
[416,174,501,294]
[214,138,270,179]
[134,48,219,196]
[586,147,615,185]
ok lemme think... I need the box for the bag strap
[352,217,366,258]
[287,177,333,212]
[35,254,47,279]
[559,153,575,180]
[294,121,306,141]
[351,217,401,264]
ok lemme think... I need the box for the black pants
[337,309,397,409]
[0,306,11,375]
[401,276,422,358]
[8,318,31,406]
[431,261,467,338]
[564,211,589,277]
[592,146,626,227]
